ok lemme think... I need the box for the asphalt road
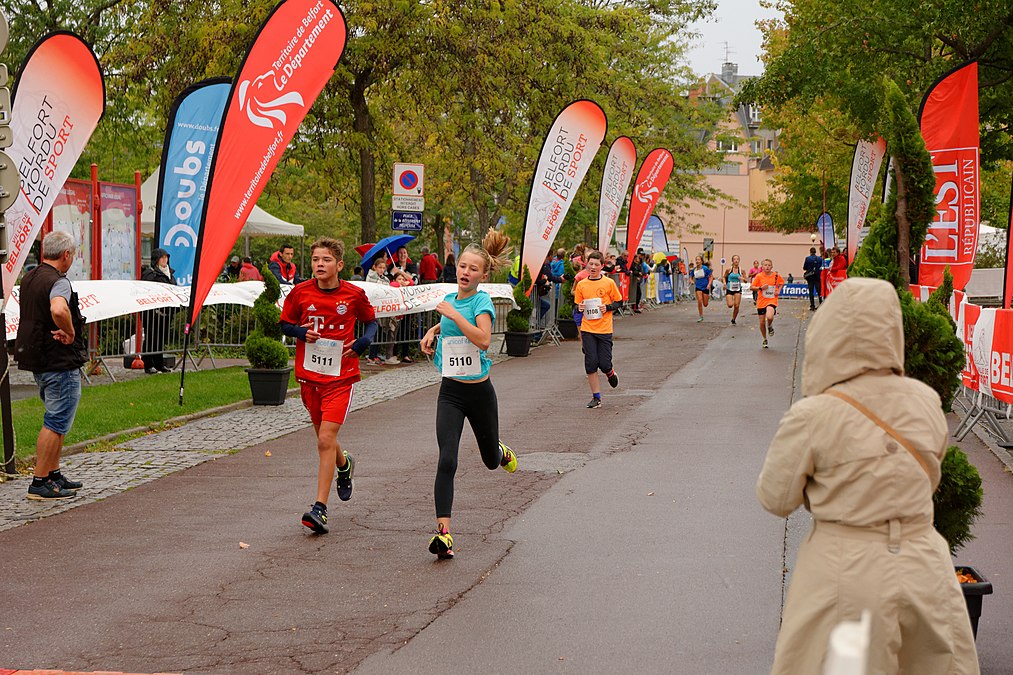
[3,300,1010,675]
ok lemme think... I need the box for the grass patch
[12,367,296,460]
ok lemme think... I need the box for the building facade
[667,63,814,279]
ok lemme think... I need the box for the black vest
[15,263,87,372]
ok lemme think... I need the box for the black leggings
[435,377,502,518]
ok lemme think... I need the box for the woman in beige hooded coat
[756,277,978,674]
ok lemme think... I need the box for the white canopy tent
[139,168,304,238]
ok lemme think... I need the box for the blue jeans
[34,369,82,435]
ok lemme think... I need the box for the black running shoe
[301,504,328,534]
[51,473,82,491]
[27,479,75,501]
[607,371,619,388]
[336,452,354,501]
[586,398,602,409]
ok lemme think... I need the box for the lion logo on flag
[635,183,659,204]
[238,72,305,130]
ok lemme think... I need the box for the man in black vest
[15,231,87,500]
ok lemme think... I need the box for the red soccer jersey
[280,280,376,386]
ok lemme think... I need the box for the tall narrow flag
[847,137,886,262]
[917,61,979,290]
[625,148,673,255]
[597,136,636,253]
[154,78,231,286]
[1003,174,1013,309]
[3,32,105,300]
[519,100,607,286]
[187,0,348,327]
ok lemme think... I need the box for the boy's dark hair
[587,251,605,263]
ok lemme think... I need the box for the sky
[685,0,783,78]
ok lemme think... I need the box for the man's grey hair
[421,246,430,255]
[42,231,77,260]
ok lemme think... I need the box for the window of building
[750,105,762,123]
[716,139,738,153]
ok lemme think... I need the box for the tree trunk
[351,74,376,244]
[894,159,910,286]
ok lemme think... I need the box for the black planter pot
[957,565,993,639]
[246,367,293,405]
[503,331,531,357]
[557,318,578,340]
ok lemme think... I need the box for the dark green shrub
[507,266,534,332]
[558,259,576,320]
[245,265,289,369]
[933,446,983,555]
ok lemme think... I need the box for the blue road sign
[392,211,423,231]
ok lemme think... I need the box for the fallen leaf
[647,491,655,496]
[264,450,272,457]
[239,541,250,549]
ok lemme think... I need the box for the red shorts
[300,381,355,426]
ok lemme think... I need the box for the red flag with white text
[625,148,673,256]
[187,0,347,326]
[847,137,886,262]
[917,61,979,291]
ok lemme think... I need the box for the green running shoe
[499,441,517,473]
[429,525,454,559]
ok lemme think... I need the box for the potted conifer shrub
[505,267,534,356]
[934,445,990,638]
[557,259,579,339]
[245,265,293,405]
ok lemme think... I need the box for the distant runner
[280,238,378,534]
[693,254,712,322]
[724,254,745,325]
[750,258,785,349]
[419,229,518,560]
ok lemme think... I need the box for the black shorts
[726,290,741,296]
[757,306,777,316]
[581,331,614,375]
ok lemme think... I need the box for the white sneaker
[384,357,400,365]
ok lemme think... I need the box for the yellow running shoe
[499,441,517,473]
[429,525,454,559]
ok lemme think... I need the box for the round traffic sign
[720,257,726,265]
[399,171,419,191]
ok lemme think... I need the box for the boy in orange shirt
[574,251,624,408]
[750,258,784,349]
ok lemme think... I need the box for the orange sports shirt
[574,275,622,334]
[751,271,785,310]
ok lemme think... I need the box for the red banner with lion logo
[187,0,347,326]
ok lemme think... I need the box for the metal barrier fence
[84,299,514,380]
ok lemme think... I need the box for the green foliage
[245,265,289,369]
[12,367,296,461]
[507,267,534,333]
[558,259,576,320]
[899,292,963,411]
[933,446,984,555]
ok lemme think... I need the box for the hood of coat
[802,277,904,397]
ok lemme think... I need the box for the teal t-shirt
[433,290,496,381]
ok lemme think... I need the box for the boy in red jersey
[280,238,378,534]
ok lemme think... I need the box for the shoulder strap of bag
[825,389,931,478]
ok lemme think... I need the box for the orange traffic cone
[131,355,145,369]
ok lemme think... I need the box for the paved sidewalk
[0,353,506,532]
